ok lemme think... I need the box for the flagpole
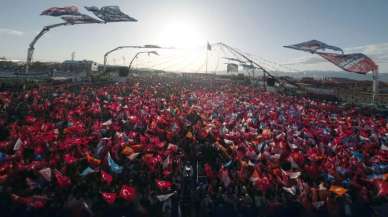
[196,160,199,183]
[372,69,379,104]
[205,44,209,74]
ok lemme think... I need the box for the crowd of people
[0,75,387,217]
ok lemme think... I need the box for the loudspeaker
[267,78,275,86]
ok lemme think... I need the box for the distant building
[62,60,99,73]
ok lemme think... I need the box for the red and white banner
[318,52,378,74]
[41,6,80,17]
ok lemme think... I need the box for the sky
[0,0,388,73]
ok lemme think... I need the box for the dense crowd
[0,76,387,217]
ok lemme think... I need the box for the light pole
[103,46,142,72]
[128,51,159,72]
[25,5,137,74]
[26,22,70,74]
[103,44,162,72]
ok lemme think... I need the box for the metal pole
[103,46,143,72]
[217,42,304,91]
[26,22,69,74]
[128,52,142,71]
[372,69,379,104]
[196,160,199,183]
[128,51,157,71]
[205,49,209,74]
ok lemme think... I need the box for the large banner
[61,14,102,24]
[318,52,378,74]
[227,63,238,73]
[284,40,343,54]
[85,6,137,22]
[41,6,81,17]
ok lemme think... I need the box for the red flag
[376,180,388,197]
[101,192,117,204]
[156,180,173,190]
[0,174,8,184]
[255,175,271,192]
[54,170,71,188]
[11,194,47,209]
[219,167,231,187]
[250,170,260,182]
[101,170,113,185]
[64,154,77,165]
[204,163,214,179]
[41,6,80,17]
[119,185,137,202]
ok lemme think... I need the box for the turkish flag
[156,180,173,190]
[101,170,113,185]
[119,185,137,202]
[54,170,71,188]
[101,192,117,204]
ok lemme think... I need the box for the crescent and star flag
[41,6,81,17]
[101,192,117,204]
[119,185,137,201]
[317,52,378,74]
[284,40,343,54]
[85,6,137,23]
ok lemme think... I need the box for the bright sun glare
[157,21,206,48]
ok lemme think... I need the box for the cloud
[0,28,24,37]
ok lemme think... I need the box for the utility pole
[71,51,75,61]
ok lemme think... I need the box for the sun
[157,21,206,48]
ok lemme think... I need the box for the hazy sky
[0,0,387,72]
